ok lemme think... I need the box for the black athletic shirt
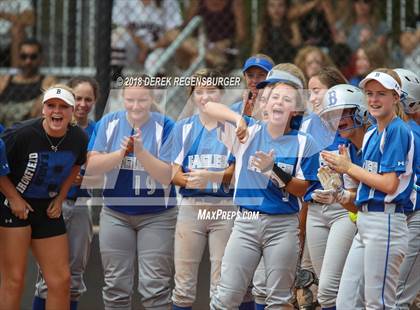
[0,75,45,103]
[0,118,88,201]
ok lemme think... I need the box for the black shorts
[0,198,66,239]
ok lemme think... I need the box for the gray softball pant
[210,213,300,310]
[252,233,318,305]
[35,199,94,301]
[99,206,177,310]
[172,197,236,307]
[306,202,357,308]
[394,210,420,309]
[336,211,408,310]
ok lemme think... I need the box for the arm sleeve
[159,117,176,163]
[217,117,257,157]
[380,125,412,174]
[296,135,320,181]
[87,118,108,153]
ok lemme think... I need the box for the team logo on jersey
[363,160,378,173]
[120,156,145,171]
[397,161,405,166]
[319,150,339,167]
[188,154,228,169]
[248,155,261,172]
[16,153,38,194]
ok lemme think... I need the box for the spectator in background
[289,0,336,49]
[252,0,301,64]
[335,0,388,52]
[186,0,246,72]
[111,0,183,75]
[0,39,56,128]
[294,45,334,80]
[399,26,420,73]
[349,42,388,86]
[0,0,34,67]
[230,54,274,116]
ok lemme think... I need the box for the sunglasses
[356,0,373,3]
[20,53,39,61]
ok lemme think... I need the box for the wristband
[271,165,293,188]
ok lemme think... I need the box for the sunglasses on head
[356,0,373,3]
[20,53,38,60]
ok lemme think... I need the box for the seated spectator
[185,0,246,72]
[0,0,34,67]
[294,45,334,80]
[399,25,419,73]
[335,0,388,52]
[111,0,183,75]
[0,39,56,127]
[349,42,388,86]
[252,0,301,63]
[289,0,336,49]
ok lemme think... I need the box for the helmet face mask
[321,107,365,133]
[319,84,368,132]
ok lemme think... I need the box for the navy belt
[359,202,404,214]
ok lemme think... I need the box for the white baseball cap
[42,87,75,107]
[359,71,402,96]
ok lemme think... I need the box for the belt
[359,202,404,214]
[182,196,233,205]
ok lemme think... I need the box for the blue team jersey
[0,139,10,176]
[220,120,318,214]
[166,114,234,198]
[407,120,419,212]
[356,117,415,208]
[0,124,4,134]
[67,120,96,199]
[230,100,243,114]
[300,113,348,201]
[88,111,176,215]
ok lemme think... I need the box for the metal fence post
[95,0,113,120]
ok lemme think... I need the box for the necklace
[45,131,67,152]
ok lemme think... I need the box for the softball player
[204,64,319,309]
[313,84,370,213]
[33,77,99,310]
[322,69,414,309]
[230,54,274,117]
[393,68,420,309]
[300,67,357,310]
[169,68,245,310]
[0,85,88,310]
[87,83,176,310]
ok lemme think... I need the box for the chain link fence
[0,0,418,122]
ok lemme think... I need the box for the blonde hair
[269,63,306,112]
[294,46,334,79]
[273,63,307,88]
[359,43,388,72]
